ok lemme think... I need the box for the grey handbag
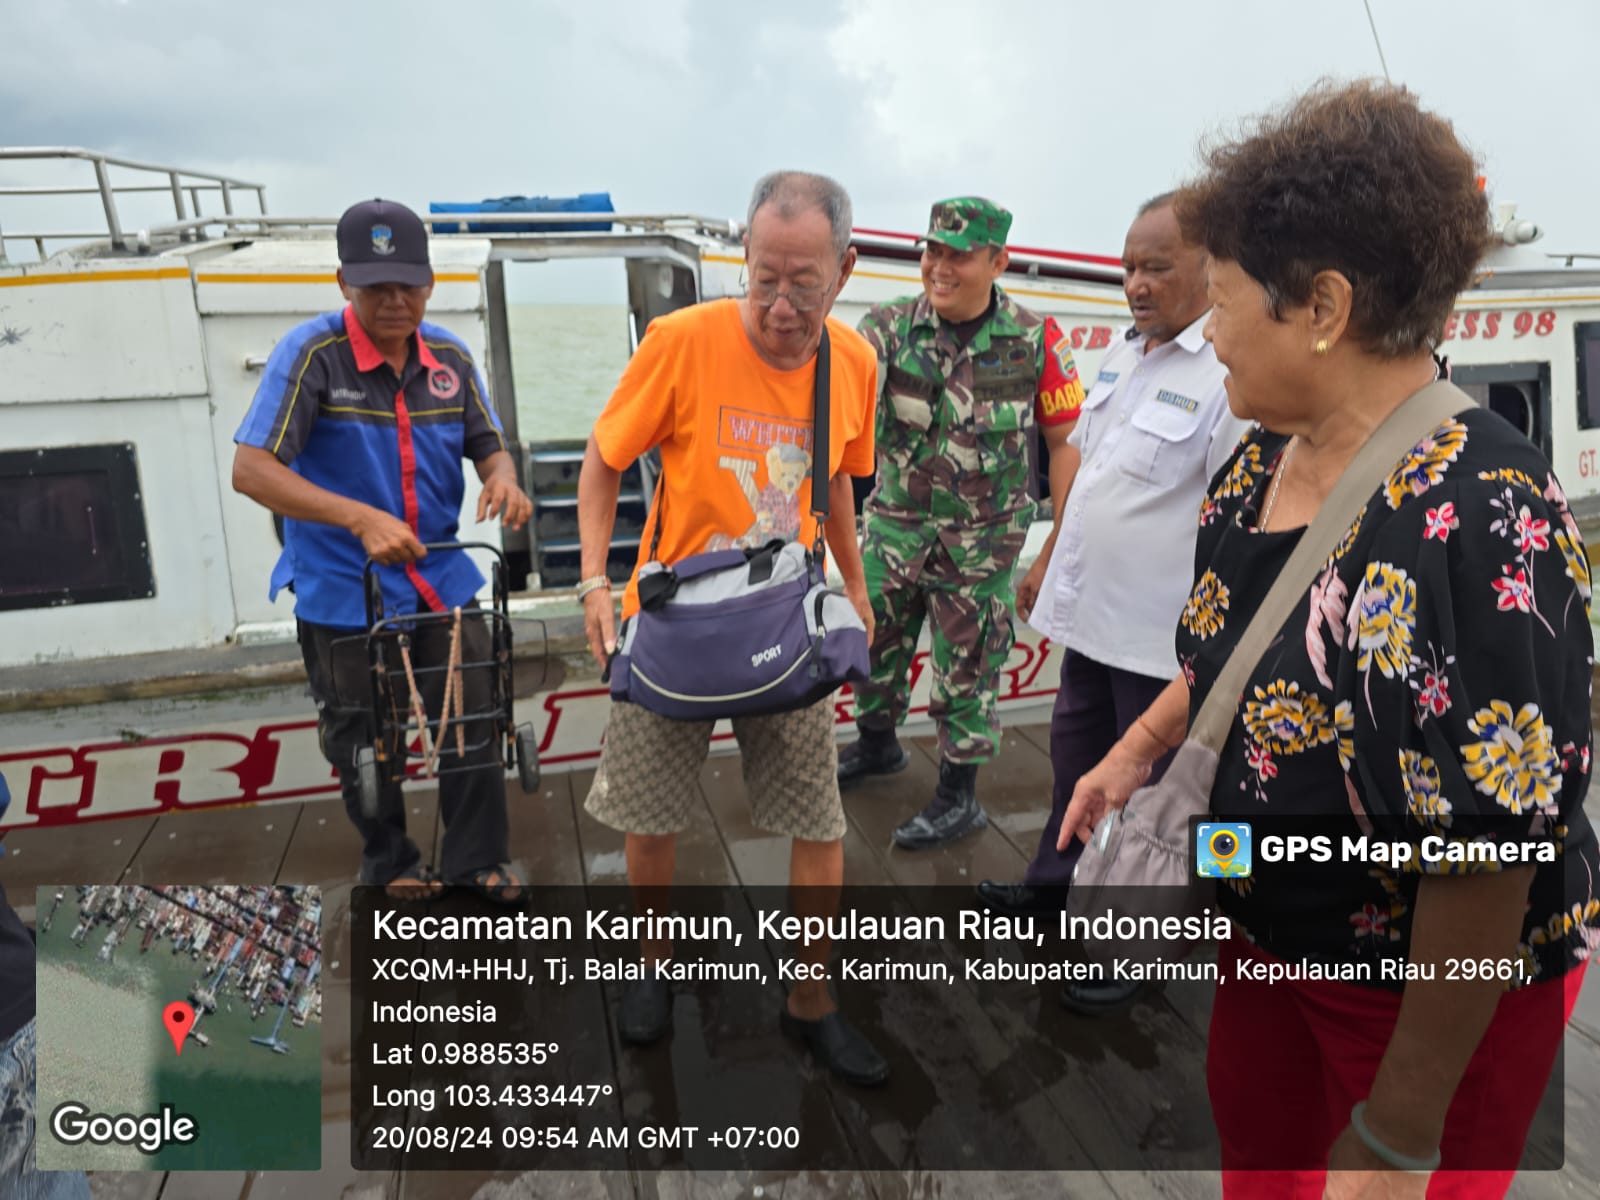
[1067,381,1476,967]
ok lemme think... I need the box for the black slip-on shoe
[975,880,1067,913]
[1059,978,1143,1017]
[618,977,673,1045]
[779,1009,889,1087]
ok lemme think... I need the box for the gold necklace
[1260,437,1297,531]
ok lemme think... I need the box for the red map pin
[163,1002,195,1056]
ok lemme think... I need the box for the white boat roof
[8,146,1600,292]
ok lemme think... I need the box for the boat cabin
[0,148,1130,667]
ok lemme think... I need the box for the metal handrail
[1,147,746,260]
[3,213,743,262]
[0,184,237,196]
[0,146,267,259]
[138,211,740,235]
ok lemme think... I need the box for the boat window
[1449,361,1551,460]
[0,443,156,611]
[1578,322,1600,430]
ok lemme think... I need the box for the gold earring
[1315,339,1329,356]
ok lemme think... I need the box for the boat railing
[121,211,742,234]
[137,210,747,252]
[0,146,269,261]
[0,149,746,261]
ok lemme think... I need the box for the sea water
[507,303,630,444]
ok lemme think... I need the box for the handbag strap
[806,326,832,556]
[647,324,833,562]
[1187,380,1475,750]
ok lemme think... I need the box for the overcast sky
[5,0,1597,301]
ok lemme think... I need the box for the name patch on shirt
[1155,388,1199,414]
[1097,370,1119,384]
[330,387,365,402]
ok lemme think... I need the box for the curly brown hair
[1174,79,1491,357]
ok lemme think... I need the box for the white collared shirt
[1026,311,1249,679]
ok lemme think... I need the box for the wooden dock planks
[0,724,1594,1198]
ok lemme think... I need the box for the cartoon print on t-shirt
[709,440,811,550]
[706,405,815,551]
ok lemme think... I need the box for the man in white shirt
[977,196,1248,1005]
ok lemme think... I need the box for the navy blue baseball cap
[336,198,433,287]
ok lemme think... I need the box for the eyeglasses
[740,266,829,312]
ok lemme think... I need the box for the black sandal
[454,864,525,906]
[382,863,444,901]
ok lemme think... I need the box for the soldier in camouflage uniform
[841,197,1084,848]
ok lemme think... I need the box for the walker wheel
[355,746,382,819]
[514,723,540,794]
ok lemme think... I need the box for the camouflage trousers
[853,515,1026,764]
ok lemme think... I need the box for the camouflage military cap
[922,197,1012,251]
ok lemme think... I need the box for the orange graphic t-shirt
[593,299,878,618]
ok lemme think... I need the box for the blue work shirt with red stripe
[234,306,508,629]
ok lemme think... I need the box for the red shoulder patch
[1037,316,1084,425]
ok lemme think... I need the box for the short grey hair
[746,171,853,261]
[1138,190,1178,216]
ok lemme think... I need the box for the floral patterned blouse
[1179,407,1600,987]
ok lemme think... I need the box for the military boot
[837,725,909,786]
[892,761,987,849]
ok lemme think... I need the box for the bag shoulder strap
[1188,380,1475,750]
[810,326,832,529]
[648,325,833,562]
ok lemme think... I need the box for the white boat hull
[0,634,1064,831]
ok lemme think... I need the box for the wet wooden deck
[4,724,1597,1200]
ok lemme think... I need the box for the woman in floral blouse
[1060,81,1597,1199]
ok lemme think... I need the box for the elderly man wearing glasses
[577,171,888,1086]
[841,198,1085,849]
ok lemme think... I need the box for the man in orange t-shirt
[574,171,887,1087]
[584,291,876,624]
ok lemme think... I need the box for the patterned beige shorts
[584,698,846,842]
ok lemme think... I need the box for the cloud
[829,0,1013,176]
[826,0,1600,258]
[3,0,1597,275]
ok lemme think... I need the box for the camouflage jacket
[857,287,1045,537]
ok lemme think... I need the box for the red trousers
[1208,936,1587,1199]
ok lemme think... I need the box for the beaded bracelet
[574,576,611,600]
[1350,1102,1441,1174]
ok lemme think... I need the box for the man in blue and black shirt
[233,198,531,902]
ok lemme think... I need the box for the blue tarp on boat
[429,193,615,234]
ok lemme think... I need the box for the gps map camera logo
[1196,822,1252,879]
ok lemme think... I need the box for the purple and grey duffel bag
[607,538,868,720]
[604,326,868,720]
